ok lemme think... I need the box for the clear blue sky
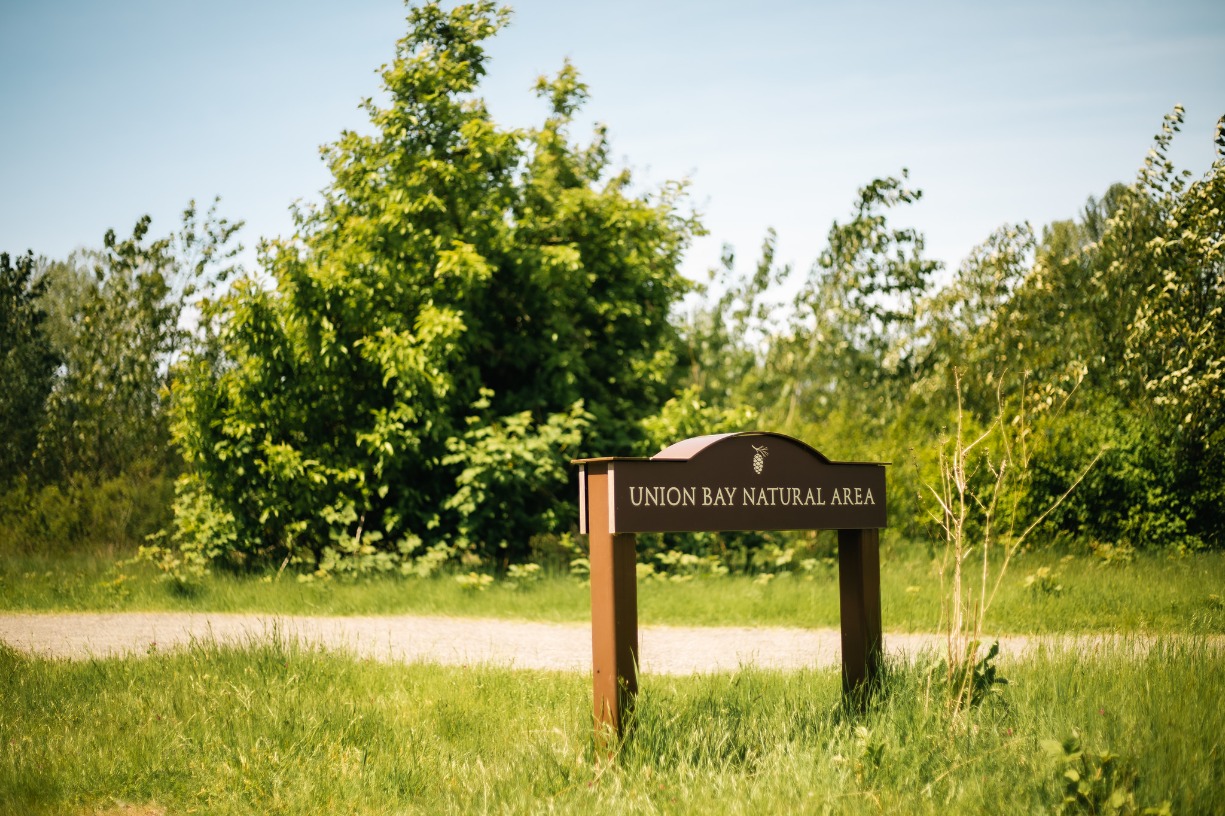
[2,0,1222,284]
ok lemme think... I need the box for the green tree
[1116,110,1225,546]
[765,172,940,444]
[808,172,941,384]
[34,221,180,481]
[666,231,788,437]
[915,222,1035,420]
[946,108,1224,549]
[0,251,58,484]
[1123,112,1225,449]
[164,1,698,576]
[32,202,242,483]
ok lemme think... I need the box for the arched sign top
[574,431,887,534]
[652,431,833,464]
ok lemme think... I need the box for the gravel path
[0,612,1184,674]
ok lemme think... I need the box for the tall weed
[927,371,1101,712]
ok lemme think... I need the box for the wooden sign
[578,432,886,534]
[574,431,887,745]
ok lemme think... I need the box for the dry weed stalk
[928,370,1101,712]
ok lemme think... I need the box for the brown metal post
[838,528,883,707]
[584,462,639,741]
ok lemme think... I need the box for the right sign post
[575,431,887,741]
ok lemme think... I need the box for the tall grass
[1,637,1218,814]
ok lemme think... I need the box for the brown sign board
[575,432,886,534]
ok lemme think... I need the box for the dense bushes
[0,252,58,484]
[0,467,175,557]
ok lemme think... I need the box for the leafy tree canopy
[678,108,1224,551]
[163,1,700,576]
[27,201,242,485]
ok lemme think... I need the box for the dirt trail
[0,612,1187,674]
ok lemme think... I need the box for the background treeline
[0,203,241,557]
[687,106,1224,560]
[2,2,1221,579]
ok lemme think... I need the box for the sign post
[575,431,887,739]
[582,461,639,739]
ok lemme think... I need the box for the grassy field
[2,545,1223,635]
[2,636,1219,815]
[3,542,1222,813]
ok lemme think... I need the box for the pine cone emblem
[752,445,768,475]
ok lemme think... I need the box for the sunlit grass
[1,637,1218,815]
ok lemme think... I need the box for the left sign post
[580,461,639,742]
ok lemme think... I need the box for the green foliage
[1024,565,1065,596]
[0,199,243,494]
[33,221,179,481]
[804,171,941,385]
[636,548,730,583]
[6,28,1217,572]
[504,561,542,587]
[967,640,1008,707]
[30,203,241,484]
[0,251,58,484]
[674,232,789,408]
[454,571,494,592]
[1120,109,1225,544]
[772,171,942,433]
[920,223,1035,415]
[1025,405,1205,552]
[1042,731,1171,815]
[5,544,1225,636]
[992,108,1223,548]
[167,1,698,576]
[680,107,1224,554]
[0,201,240,560]
[0,466,174,557]
[444,393,591,562]
[640,384,757,455]
[140,472,240,582]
